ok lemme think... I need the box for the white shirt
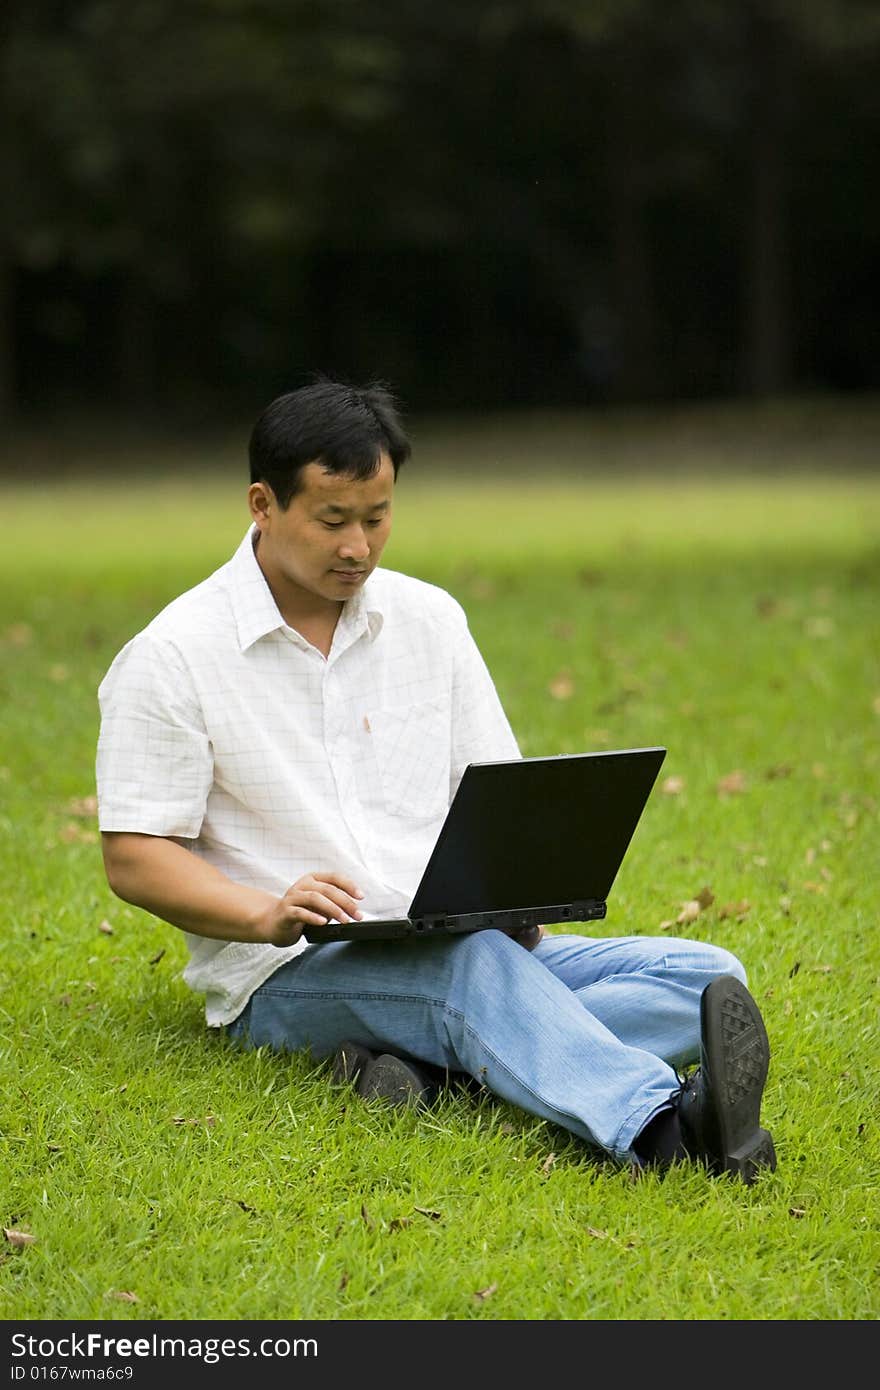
[96,527,520,1026]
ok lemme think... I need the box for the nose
[337,525,370,562]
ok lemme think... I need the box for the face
[248,454,395,612]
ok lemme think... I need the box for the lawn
[1,403,878,1322]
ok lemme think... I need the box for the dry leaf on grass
[676,900,701,926]
[675,885,715,925]
[98,920,114,935]
[68,795,98,817]
[58,823,98,844]
[540,1153,556,1177]
[413,1206,442,1221]
[3,1228,36,1248]
[661,885,713,930]
[717,770,748,796]
[755,596,779,617]
[467,577,496,601]
[360,1203,374,1230]
[548,672,575,700]
[719,900,751,920]
[661,776,685,795]
[109,1290,139,1303]
[473,1283,498,1301]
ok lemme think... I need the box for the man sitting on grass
[96,377,777,1184]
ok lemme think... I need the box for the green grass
[1,407,879,1321]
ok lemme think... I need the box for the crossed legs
[226,929,747,1164]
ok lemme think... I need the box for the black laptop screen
[409,747,666,919]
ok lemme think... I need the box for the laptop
[304,745,666,944]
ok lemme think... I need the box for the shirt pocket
[366,696,452,820]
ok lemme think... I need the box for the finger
[289,889,362,923]
[279,907,331,929]
[304,883,364,919]
[309,872,365,900]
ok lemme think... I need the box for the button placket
[322,662,368,859]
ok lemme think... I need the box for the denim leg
[532,933,748,1072]
[226,929,707,1162]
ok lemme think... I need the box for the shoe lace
[674,1067,700,1103]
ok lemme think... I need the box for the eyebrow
[317,500,391,516]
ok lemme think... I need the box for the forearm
[101,832,276,943]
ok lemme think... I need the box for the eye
[322,520,344,529]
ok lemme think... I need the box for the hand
[256,871,364,947]
[504,923,546,951]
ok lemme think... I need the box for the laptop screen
[409,747,667,919]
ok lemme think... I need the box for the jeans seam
[257,986,450,1008]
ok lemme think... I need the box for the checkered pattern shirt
[96,527,520,1026]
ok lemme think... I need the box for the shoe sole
[331,1041,374,1086]
[356,1054,434,1108]
[700,976,777,1184]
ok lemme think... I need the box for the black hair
[248,377,411,508]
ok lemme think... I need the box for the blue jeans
[226,930,747,1164]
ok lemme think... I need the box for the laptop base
[305,899,607,945]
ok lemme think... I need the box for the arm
[102,832,364,948]
[97,638,360,946]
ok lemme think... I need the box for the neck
[254,538,343,655]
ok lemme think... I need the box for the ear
[248,481,275,530]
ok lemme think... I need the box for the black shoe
[330,1040,375,1086]
[678,975,777,1185]
[357,1053,437,1108]
[330,1040,436,1108]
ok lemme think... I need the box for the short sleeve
[96,632,213,838]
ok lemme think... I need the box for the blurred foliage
[1,0,879,421]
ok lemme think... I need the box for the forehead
[297,454,395,510]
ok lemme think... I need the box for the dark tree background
[2,0,879,423]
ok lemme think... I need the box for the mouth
[331,569,367,583]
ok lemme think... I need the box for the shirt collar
[227,526,384,654]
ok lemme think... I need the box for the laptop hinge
[416,900,607,936]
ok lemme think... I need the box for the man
[96,377,777,1184]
